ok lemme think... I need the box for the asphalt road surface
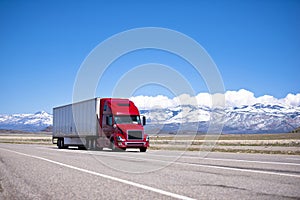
[0,143,300,200]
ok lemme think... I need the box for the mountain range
[0,111,52,132]
[0,103,299,134]
[141,103,300,134]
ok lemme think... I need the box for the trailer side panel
[53,98,99,137]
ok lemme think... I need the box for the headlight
[146,135,149,142]
[117,136,125,142]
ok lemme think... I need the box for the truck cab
[99,98,149,152]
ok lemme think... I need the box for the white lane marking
[133,151,300,166]
[202,157,300,166]
[52,148,300,167]
[286,158,300,161]
[49,148,300,178]
[72,150,300,178]
[176,161,300,178]
[0,148,195,200]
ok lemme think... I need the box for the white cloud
[130,89,300,110]
[225,89,256,107]
[281,93,300,107]
[130,95,178,110]
[257,95,280,105]
[195,93,212,107]
[173,94,198,107]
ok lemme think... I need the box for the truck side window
[106,115,113,126]
[104,104,107,111]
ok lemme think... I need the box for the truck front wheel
[140,147,147,152]
[111,140,125,152]
[111,140,117,151]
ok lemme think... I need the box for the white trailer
[53,98,101,149]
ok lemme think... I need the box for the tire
[121,148,126,151]
[111,140,116,151]
[111,140,126,152]
[90,139,96,150]
[57,138,60,149]
[140,147,147,152]
[78,146,87,150]
[85,138,90,150]
[96,147,103,151]
[94,139,103,151]
[58,138,64,149]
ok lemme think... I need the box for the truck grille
[126,142,145,147]
[127,130,143,140]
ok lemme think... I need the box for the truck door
[102,115,113,138]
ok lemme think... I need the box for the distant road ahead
[0,143,300,200]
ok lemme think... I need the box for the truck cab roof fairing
[104,98,140,116]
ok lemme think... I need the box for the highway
[0,143,300,200]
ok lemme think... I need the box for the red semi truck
[52,98,149,152]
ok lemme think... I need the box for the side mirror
[142,116,146,126]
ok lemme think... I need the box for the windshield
[114,115,141,125]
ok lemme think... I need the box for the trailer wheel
[57,138,60,148]
[140,147,147,152]
[90,139,95,150]
[78,146,87,150]
[85,138,90,150]
[58,138,64,149]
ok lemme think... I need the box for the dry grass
[149,146,300,155]
[150,132,300,140]
[0,134,52,145]
[1,132,300,155]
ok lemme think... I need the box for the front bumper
[117,141,149,148]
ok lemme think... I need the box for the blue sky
[0,0,299,114]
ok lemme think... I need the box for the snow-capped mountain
[131,90,300,134]
[141,103,300,134]
[219,104,300,133]
[0,111,52,132]
[0,104,299,133]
